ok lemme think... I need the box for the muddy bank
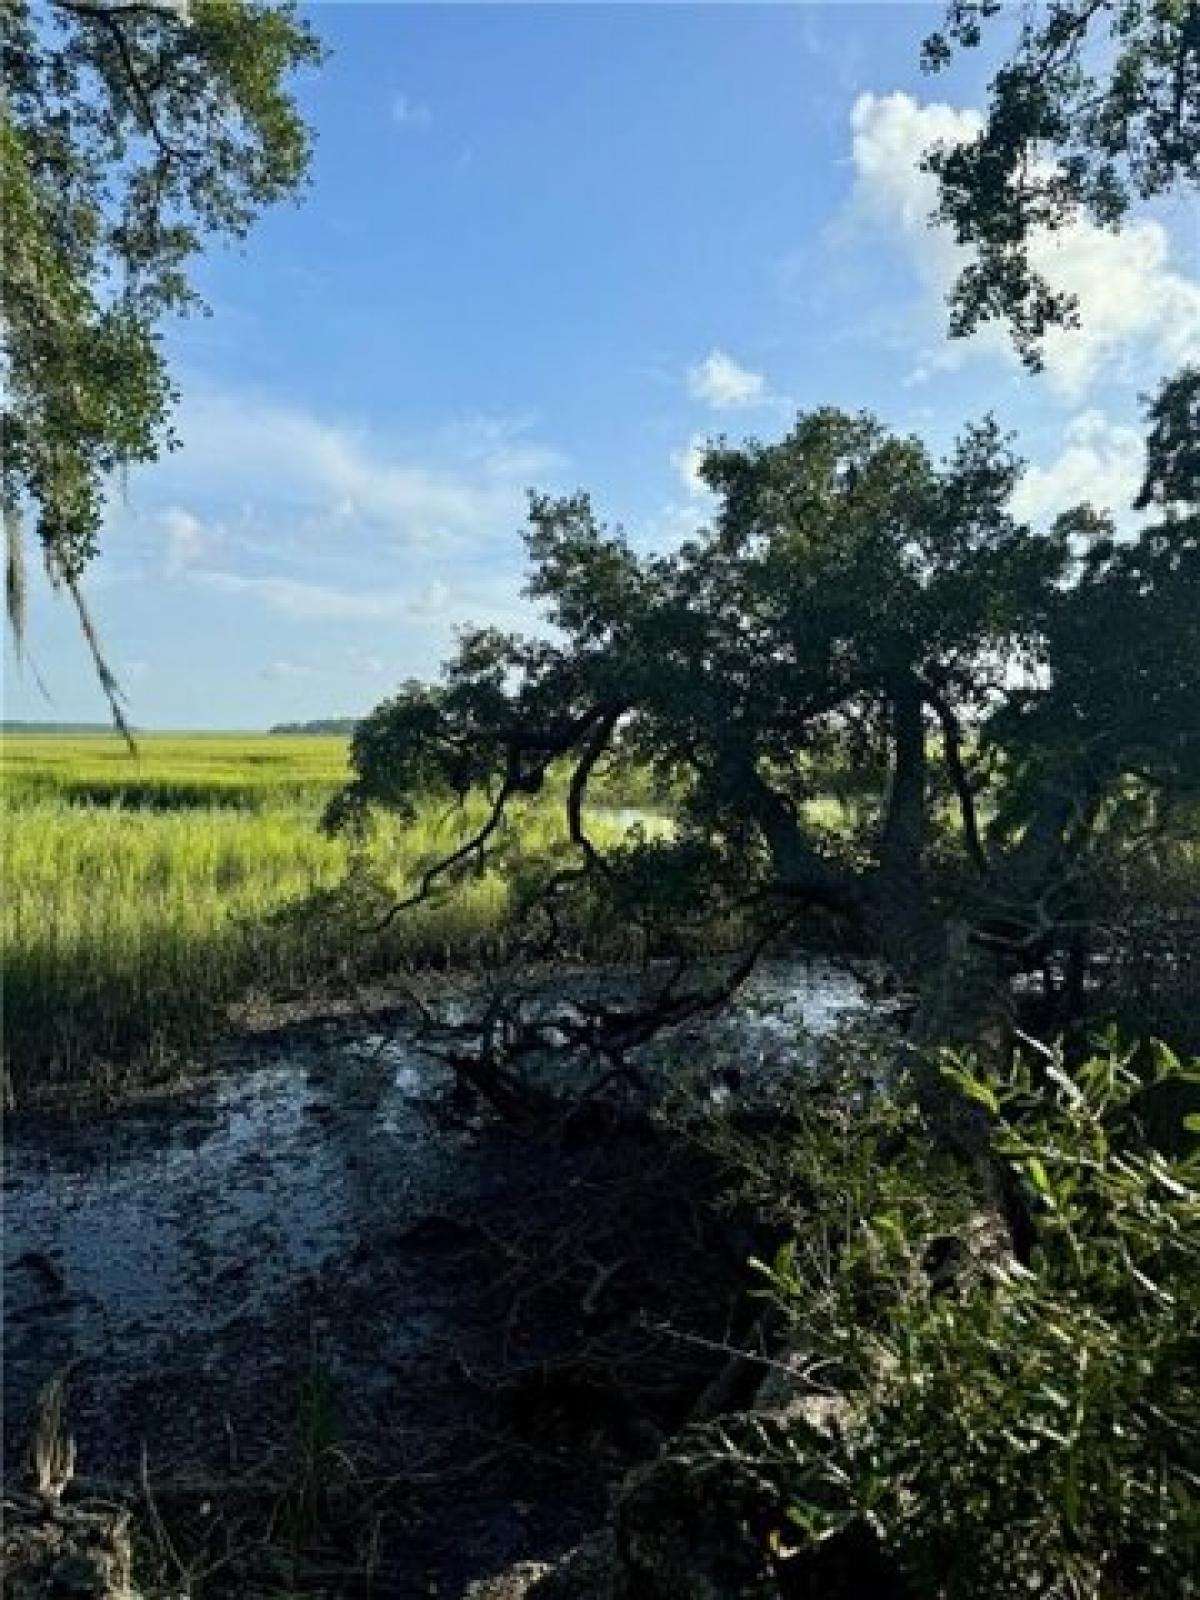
[3,959,868,1597]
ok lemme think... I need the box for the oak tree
[332,389,1199,1099]
[1,0,322,714]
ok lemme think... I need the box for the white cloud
[155,386,564,550]
[1032,225,1200,396]
[1012,411,1146,531]
[850,92,982,239]
[672,433,712,497]
[158,506,214,576]
[391,93,431,130]
[21,385,567,720]
[192,568,538,636]
[91,383,571,677]
[262,658,318,681]
[194,572,424,621]
[847,91,1200,397]
[688,349,766,410]
[84,385,567,698]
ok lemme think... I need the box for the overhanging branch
[55,0,197,166]
[379,703,625,927]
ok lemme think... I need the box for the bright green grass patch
[4,797,343,1084]
[1,734,664,1096]
[1,732,351,809]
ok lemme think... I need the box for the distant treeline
[3,721,357,736]
[268,719,358,735]
[2,721,142,735]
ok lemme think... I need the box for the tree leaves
[748,1038,1200,1597]
[923,0,1200,362]
[1,0,322,647]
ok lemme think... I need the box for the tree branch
[379,705,623,927]
[730,753,858,915]
[53,1,188,22]
[567,707,624,873]
[413,904,801,1122]
[378,773,517,929]
[921,679,989,878]
[55,1,195,166]
[879,672,928,885]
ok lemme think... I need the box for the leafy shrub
[742,1039,1200,1598]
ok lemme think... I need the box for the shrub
[743,1039,1200,1598]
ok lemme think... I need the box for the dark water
[2,957,869,1587]
[5,959,864,1378]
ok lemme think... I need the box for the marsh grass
[1,732,351,809]
[1,734,665,1095]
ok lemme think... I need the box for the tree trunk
[903,920,1041,1259]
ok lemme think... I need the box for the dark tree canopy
[333,386,1199,1079]
[1137,363,1200,510]
[922,0,1200,362]
[1,0,322,705]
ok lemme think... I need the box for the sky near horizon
[5,1,1198,730]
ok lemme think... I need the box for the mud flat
[3,958,868,1596]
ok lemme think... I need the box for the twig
[140,1442,190,1588]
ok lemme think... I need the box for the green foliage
[746,1041,1200,1598]
[337,391,1198,1023]
[3,778,353,1088]
[1095,821,1200,1051]
[337,413,1058,913]
[1137,363,1200,512]
[1,0,322,600]
[922,1,1200,361]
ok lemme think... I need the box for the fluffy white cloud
[91,384,569,673]
[688,349,766,410]
[1012,411,1146,530]
[1032,225,1200,396]
[19,385,567,721]
[848,91,1200,397]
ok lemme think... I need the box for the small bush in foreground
[738,1040,1200,1598]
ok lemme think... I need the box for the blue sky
[7,2,1197,728]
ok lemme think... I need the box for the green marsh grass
[1,731,351,809]
[1,734,663,1096]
